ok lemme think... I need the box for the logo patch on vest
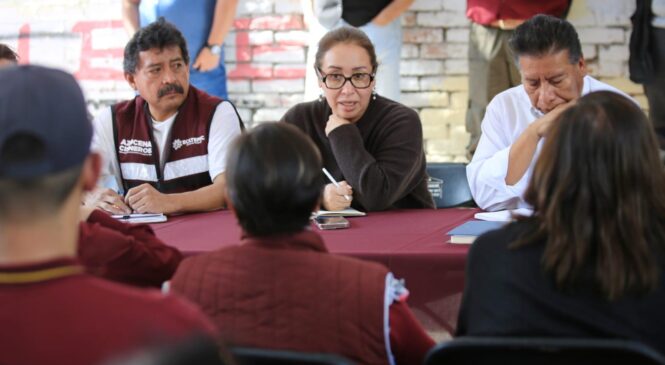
[119,139,152,156]
[172,135,206,150]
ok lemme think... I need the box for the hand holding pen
[84,186,132,215]
[322,168,353,210]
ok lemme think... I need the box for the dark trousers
[644,27,665,149]
[466,23,521,158]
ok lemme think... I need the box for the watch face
[208,44,222,56]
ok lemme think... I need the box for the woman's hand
[322,182,353,210]
[325,114,352,136]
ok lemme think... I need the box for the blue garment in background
[139,0,228,99]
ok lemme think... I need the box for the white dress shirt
[467,75,632,211]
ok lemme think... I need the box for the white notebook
[474,208,533,222]
[111,213,167,224]
[313,208,366,218]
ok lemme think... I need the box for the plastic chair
[426,162,475,208]
[231,347,354,365]
[425,337,665,365]
[103,335,229,365]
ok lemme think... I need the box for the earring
[319,93,325,102]
[372,88,377,100]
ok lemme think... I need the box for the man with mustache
[88,18,243,215]
[467,15,632,212]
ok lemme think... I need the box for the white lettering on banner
[119,139,152,156]
[172,135,205,150]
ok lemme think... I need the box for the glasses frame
[317,69,376,90]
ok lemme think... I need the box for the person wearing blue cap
[0,44,183,289]
[0,65,217,365]
[88,18,243,215]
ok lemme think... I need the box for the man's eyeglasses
[318,70,375,89]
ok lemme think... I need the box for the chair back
[425,337,665,365]
[231,347,354,365]
[103,335,228,365]
[426,162,474,208]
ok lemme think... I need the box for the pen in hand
[322,168,351,201]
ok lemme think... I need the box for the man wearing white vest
[88,18,243,215]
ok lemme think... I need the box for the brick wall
[0,0,643,162]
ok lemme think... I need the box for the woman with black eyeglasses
[281,26,434,212]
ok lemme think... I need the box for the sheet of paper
[111,213,167,224]
[314,208,367,217]
[473,208,533,222]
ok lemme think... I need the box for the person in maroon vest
[0,65,218,365]
[78,205,183,288]
[87,18,243,215]
[0,44,182,289]
[170,122,435,365]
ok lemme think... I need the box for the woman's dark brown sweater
[281,95,434,211]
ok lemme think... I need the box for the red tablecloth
[152,208,478,335]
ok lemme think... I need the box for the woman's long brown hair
[513,91,665,300]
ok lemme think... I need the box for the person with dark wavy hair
[87,18,243,215]
[467,14,633,212]
[457,91,665,354]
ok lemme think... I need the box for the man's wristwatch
[205,42,222,56]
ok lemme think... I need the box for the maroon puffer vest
[171,231,391,365]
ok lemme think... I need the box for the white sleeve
[91,107,123,192]
[208,101,243,181]
[466,100,531,212]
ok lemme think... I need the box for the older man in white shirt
[467,14,631,211]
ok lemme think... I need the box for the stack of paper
[313,208,366,218]
[111,213,167,224]
[473,208,533,222]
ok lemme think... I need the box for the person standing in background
[465,0,571,158]
[122,0,238,99]
[302,0,414,102]
[629,0,665,154]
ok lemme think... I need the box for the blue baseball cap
[0,65,92,179]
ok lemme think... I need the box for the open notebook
[313,208,366,218]
[111,213,167,224]
[474,208,533,222]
